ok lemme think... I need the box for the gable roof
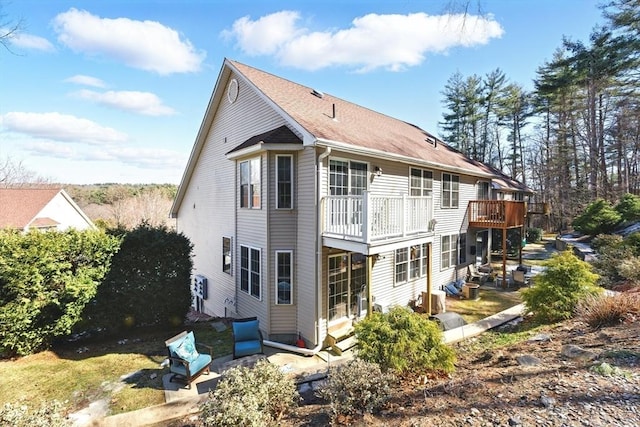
[0,188,94,230]
[172,59,531,215]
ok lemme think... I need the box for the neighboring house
[171,58,534,353]
[0,188,96,232]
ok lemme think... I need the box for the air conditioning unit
[373,299,390,314]
[194,275,208,300]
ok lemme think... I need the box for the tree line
[439,0,640,232]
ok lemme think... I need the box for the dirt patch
[281,318,640,426]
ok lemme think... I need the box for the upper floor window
[410,168,433,196]
[275,250,293,305]
[240,245,261,299]
[442,173,459,208]
[276,155,293,209]
[477,181,490,200]
[441,234,458,269]
[329,159,367,196]
[223,237,232,275]
[240,157,261,208]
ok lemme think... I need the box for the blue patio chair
[165,331,213,388]
[232,317,264,359]
[444,283,462,298]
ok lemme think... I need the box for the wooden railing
[322,193,434,243]
[468,200,526,228]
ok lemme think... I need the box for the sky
[0,0,606,185]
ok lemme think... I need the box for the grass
[445,287,523,324]
[0,322,233,417]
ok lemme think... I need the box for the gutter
[265,146,331,356]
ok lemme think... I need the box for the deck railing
[322,193,433,243]
[468,200,526,228]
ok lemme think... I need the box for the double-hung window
[275,251,293,305]
[395,243,429,284]
[240,245,261,299]
[442,173,459,208]
[240,157,261,208]
[276,155,293,209]
[410,168,433,196]
[441,234,458,269]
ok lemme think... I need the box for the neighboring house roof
[172,58,532,215]
[0,188,95,231]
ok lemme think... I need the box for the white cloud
[224,11,504,72]
[73,89,176,116]
[221,11,302,56]
[26,141,76,158]
[52,8,206,75]
[65,75,107,88]
[0,112,128,144]
[9,31,55,52]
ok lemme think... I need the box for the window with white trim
[223,237,232,274]
[240,245,261,299]
[441,234,458,269]
[240,157,261,208]
[275,250,292,305]
[276,155,293,209]
[442,173,459,208]
[394,243,429,285]
[410,168,433,196]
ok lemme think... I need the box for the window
[223,237,232,274]
[394,248,408,284]
[477,181,490,200]
[240,245,261,299]
[276,251,293,304]
[329,159,367,196]
[442,173,460,208]
[441,234,458,269]
[276,155,293,209]
[410,168,433,196]
[395,243,429,284]
[240,157,261,208]
[458,234,467,264]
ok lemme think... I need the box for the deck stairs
[325,320,357,355]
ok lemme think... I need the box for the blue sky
[0,0,605,185]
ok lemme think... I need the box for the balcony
[468,200,526,229]
[322,193,434,245]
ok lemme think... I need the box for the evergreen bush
[199,360,299,426]
[522,250,601,323]
[354,306,456,376]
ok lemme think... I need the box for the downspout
[263,146,331,356]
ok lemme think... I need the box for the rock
[561,344,597,361]
[540,395,556,408]
[517,354,542,366]
[508,416,522,425]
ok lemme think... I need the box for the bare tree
[1,2,24,53]
[0,156,51,187]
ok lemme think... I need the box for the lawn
[444,287,523,324]
[0,323,233,417]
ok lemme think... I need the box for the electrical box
[194,275,208,300]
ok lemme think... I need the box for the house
[170,58,533,354]
[0,188,96,232]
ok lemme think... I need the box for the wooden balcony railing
[527,202,550,215]
[322,193,434,244]
[468,200,526,229]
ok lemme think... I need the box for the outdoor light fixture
[374,166,383,177]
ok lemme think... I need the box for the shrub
[614,193,640,223]
[0,400,69,427]
[522,250,602,323]
[572,198,621,236]
[84,222,193,333]
[526,227,543,243]
[0,229,120,356]
[576,293,640,328]
[354,306,456,376]
[317,359,395,422]
[199,359,299,427]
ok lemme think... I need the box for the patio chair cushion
[232,318,264,359]
[173,332,199,363]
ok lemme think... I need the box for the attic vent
[426,136,437,148]
[311,89,324,98]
